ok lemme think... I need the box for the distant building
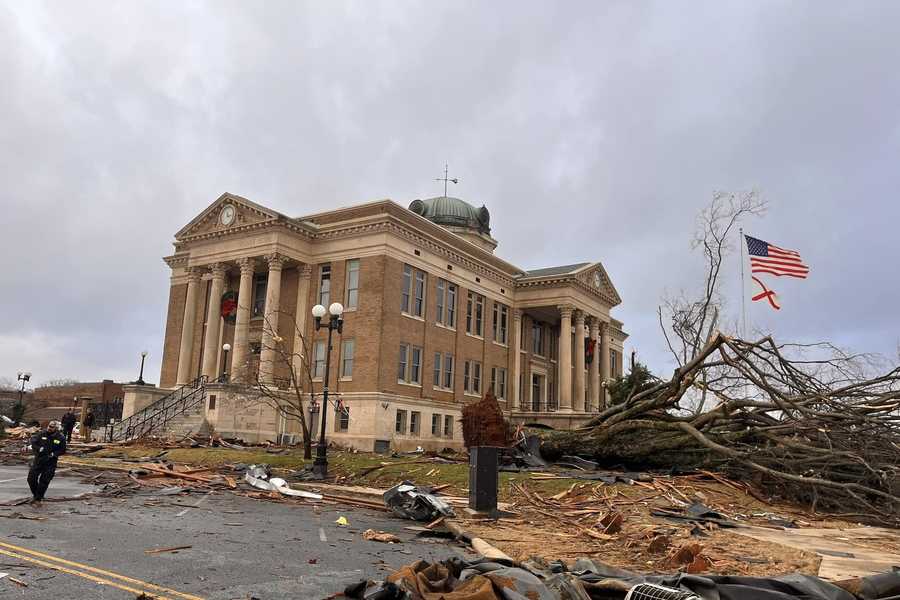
[29,380,123,424]
[128,192,627,450]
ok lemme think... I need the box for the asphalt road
[0,465,467,599]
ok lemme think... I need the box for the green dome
[409,196,491,235]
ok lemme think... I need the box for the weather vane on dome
[435,163,458,197]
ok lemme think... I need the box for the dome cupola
[408,196,497,252]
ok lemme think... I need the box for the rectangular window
[337,406,350,432]
[410,411,420,435]
[532,322,544,356]
[611,349,619,378]
[401,264,426,317]
[519,373,524,403]
[550,328,558,360]
[433,352,442,387]
[345,259,360,309]
[398,344,407,382]
[340,339,354,378]
[431,413,440,435]
[549,376,557,410]
[318,265,331,307]
[436,279,457,327]
[398,344,423,384]
[251,274,267,318]
[520,318,526,350]
[395,409,407,434]
[464,360,482,394]
[532,374,542,411]
[492,303,508,344]
[491,367,507,399]
[208,395,217,410]
[313,341,326,379]
[466,292,484,336]
[443,354,454,389]
[444,415,454,438]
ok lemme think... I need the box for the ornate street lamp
[221,343,232,383]
[136,351,148,385]
[311,301,344,479]
[15,371,31,423]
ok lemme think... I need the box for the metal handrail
[109,376,208,441]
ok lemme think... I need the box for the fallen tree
[542,333,900,521]
[543,192,900,522]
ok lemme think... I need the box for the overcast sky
[2,1,898,386]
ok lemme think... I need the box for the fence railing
[108,376,208,441]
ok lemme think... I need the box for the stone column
[557,305,573,411]
[231,258,256,382]
[201,263,227,380]
[259,254,286,384]
[574,310,586,412]
[589,318,601,412]
[291,264,312,383]
[600,321,611,410]
[176,268,202,385]
[509,309,522,410]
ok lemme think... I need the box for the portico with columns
[142,192,627,448]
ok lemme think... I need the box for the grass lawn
[82,445,578,500]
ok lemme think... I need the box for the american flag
[745,235,809,279]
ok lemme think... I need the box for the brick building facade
[133,192,626,450]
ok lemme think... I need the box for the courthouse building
[133,192,626,450]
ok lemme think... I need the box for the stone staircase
[161,402,212,438]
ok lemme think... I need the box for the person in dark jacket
[60,411,77,442]
[82,410,95,441]
[28,420,67,503]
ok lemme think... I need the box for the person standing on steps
[60,410,76,442]
[82,409,95,442]
[28,420,67,504]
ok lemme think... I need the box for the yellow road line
[0,548,170,599]
[0,540,205,600]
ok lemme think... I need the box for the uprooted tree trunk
[542,333,900,523]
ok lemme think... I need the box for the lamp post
[221,343,231,383]
[136,351,148,385]
[15,371,31,422]
[311,301,344,479]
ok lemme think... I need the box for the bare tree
[232,309,329,459]
[37,378,81,388]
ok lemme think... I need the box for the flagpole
[739,227,748,338]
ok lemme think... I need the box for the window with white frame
[336,405,349,431]
[395,409,407,434]
[492,302,508,344]
[401,264,426,317]
[463,360,482,395]
[313,340,326,379]
[410,411,421,435]
[340,339,354,378]
[435,279,457,327]
[433,352,454,389]
[444,414,454,437]
[491,367,507,399]
[345,259,360,309]
[318,265,331,307]
[611,349,619,378]
[398,343,422,384]
[466,292,484,336]
[431,413,441,435]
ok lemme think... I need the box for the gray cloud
[2,1,898,385]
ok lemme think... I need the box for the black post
[313,323,334,478]
[137,354,147,385]
[221,348,230,382]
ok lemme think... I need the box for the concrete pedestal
[468,446,500,517]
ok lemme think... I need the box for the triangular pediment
[175,193,283,240]
[573,262,622,306]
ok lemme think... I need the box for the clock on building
[220,204,236,226]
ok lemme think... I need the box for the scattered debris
[362,529,401,544]
[383,481,455,522]
[243,464,323,500]
[144,545,192,554]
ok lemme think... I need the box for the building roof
[408,196,491,235]
[520,263,591,278]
